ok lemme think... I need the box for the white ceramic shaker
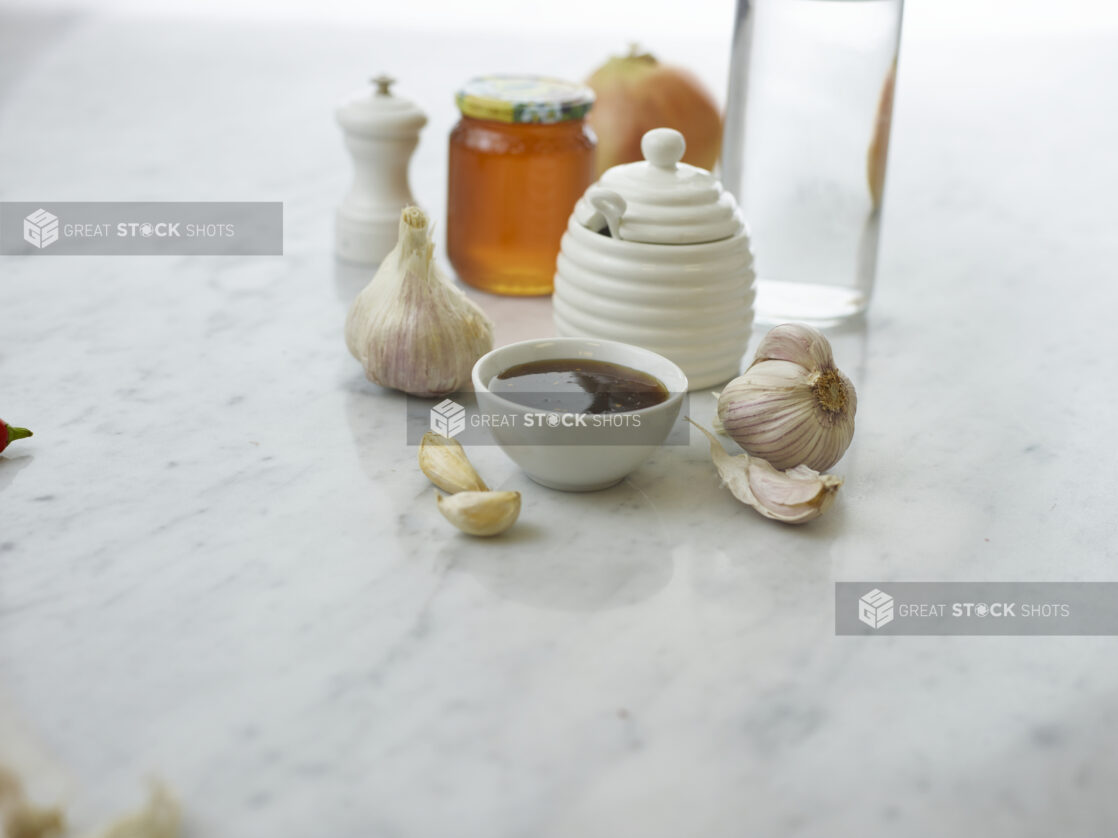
[553,128,755,390]
[335,75,427,265]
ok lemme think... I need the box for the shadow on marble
[442,478,675,613]
[341,376,415,496]
[0,9,87,101]
[681,501,849,623]
[0,455,34,494]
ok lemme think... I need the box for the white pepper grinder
[335,75,427,265]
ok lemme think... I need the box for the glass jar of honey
[448,76,596,296]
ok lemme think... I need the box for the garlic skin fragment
[437,491,521,537]
[345,207,494,397]
[92,781,180,838]
[717,323,856,472]
[689,419,841,524]
[0,764,65,838]
[418,432,489,494]
[4,805,65,838]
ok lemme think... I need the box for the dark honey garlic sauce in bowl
[489,358,669,414]
[471,336,688,491]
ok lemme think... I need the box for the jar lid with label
[455,75,595,124]
[573,128,743,245]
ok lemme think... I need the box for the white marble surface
[2,6,1118,836]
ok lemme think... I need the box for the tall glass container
[722,0,903,324]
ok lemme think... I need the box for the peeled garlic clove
[418,432,489,494]
[718,323,856,472]
[437,490,520,537]
[689,418,841,524]
[345,207,494,397]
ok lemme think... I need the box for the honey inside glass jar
[448,76,596,296]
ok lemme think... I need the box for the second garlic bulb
[717,323,856,471]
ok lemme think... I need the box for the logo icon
[430,398,466,438]
[858,588,895,629]
[23,208,59,249]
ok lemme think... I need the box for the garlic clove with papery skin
[689,418,841,524]
[345,207,494,397]
[744,459,842,522]
[717,323,856,472]
[437,490,521,537]
[418,432,489,494]
[752,321,836,370]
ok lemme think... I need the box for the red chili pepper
[0,418,33,454]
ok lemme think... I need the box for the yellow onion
[585,45,722,176]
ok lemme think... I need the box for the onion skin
[717,324,856,472]
[586,47,722,176]
[867,58,897,210]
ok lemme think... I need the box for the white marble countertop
[2,5,1118,836]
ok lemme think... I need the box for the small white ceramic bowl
[472,337,688,492]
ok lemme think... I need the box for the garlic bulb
[437,491,521,536]
[345,207,494,397]
[690,419,841,524]
[418,432,489,494]
[717,324,856,471]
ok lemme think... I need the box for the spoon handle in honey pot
[587,188,627,240]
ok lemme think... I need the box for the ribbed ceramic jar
[553,128,755,390]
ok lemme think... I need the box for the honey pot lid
[575,128,742,245]
[456,75,594,124]
[336,74,427,138]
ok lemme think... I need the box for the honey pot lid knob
[641,128,687,169]
[574,127,743,245]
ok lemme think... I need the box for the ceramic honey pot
[552,128,755,390]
